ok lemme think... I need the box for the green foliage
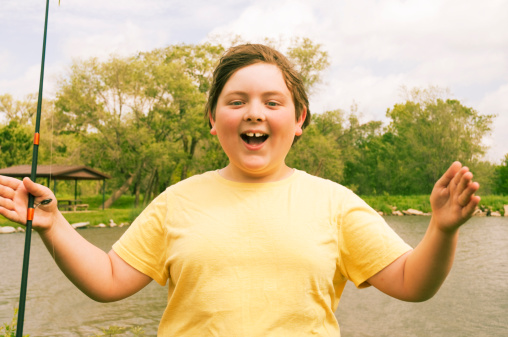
[0,207,139,228]
[467,159,496,195]
[89,325,146,337]
[493,154,508,195]
[47,38,330,206]
[361,194,508,215]
[0,121,32,168]
[479,195,508,215]
[0,93,37,125]
[341,88,494,195]
[0,308,29,337]
[0,38,498,199]
[287,110,344,181]
[362,194,432,214]
[52,43,227,207]
[287,37,330,93]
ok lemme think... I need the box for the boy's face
[210,62,306,183]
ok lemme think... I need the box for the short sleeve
[337,190,412,288]
[112,190,170,286]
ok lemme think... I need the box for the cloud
[0,51,13,76]
[207,0,318,43]
[2,0,507,162]
[0,62,61,99]
[60,21,163,61]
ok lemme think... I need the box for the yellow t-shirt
[113,170,411,336]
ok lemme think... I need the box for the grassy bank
[0,194,143,228]
[362,194,508,215]
[1,194,507,228]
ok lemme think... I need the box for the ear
[209,110,217,135]
[295,108,307,136]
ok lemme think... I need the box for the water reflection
[1,217,507,336]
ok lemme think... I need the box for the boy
[0,44,480,336]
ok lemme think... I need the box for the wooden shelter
[0,165,110,209]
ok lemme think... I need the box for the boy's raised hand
[0,175,58,231]
[430,161,480,233]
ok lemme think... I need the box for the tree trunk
[134,179,140,208]
[102,172,136,209]
[143,168,157,207]
[180,136,199,181]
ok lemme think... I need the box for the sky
[1,0,507,163]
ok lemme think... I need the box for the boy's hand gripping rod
[16,0,51,335]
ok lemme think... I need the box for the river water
[1,216,507,336]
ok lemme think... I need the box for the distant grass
[362,194,508,215]
[62,208,143,227]
[0,208,141,228]
[0,194,144,228]
[478,195,508,215]
[70,194,144,210]
[362,195,432,214]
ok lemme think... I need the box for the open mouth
[241,132,269,145]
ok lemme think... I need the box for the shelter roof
[0,165,110,180]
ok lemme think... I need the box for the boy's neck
[218,165,295,183]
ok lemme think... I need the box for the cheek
[214,116,240,143]
[215,113,239,133]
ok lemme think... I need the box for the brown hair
[205,44,311,141]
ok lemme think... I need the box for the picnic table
[58,199,89,212]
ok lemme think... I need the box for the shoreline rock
[402,209,424,216]
[71,222,90,229]
[0,226,16,234]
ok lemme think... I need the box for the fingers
[464,194,481,215]
[0,175,22,211]
[458,179,480,208]
[452,167,480,218]
[22,178,57,213]
[0,176,25,223]
[436,161,462,188]
[22,177,46,197]
[0,176,22,202]
[0,183,16,201]
[0,175,23,190]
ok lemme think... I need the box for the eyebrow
[222,91,248,98]
[222,90,289,99]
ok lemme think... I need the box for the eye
[266,101,279,107]
[230,101,244,106]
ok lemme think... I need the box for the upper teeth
[245,132,265,137]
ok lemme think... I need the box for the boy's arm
[366,162,480,302]
[0,176,151,302]
[41,211,152,302]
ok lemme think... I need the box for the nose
[243,101,266,122]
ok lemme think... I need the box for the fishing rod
[16,0,51,335]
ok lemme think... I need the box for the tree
[0,121,32,168]
[335,111,385,194]
[287,110,344,182]
[48,38,331,206]
[54,43,226,207]
[380,92,493,194]
[1,93,37,125]
[493,154,508,195]
[141,43,225,182]
[287,37,330,93]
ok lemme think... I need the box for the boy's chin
[226,162,291,182]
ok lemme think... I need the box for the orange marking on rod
[27,208,35,221]
[34,133,40,145]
